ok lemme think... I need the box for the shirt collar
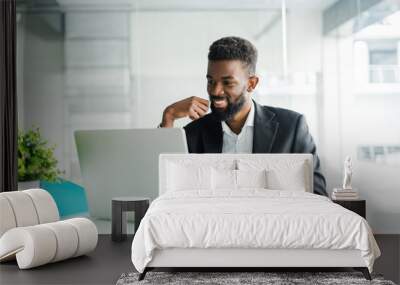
[221,100,255,135]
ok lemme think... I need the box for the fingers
[189,96,209,109]
[191,97,209,116]
[168,96,210,121]
[195,101,209,113]
[192,104,207,117]
[195,97,209,107]
[188,109,200,120]
[186,96,209,121]
[189,102,210,121]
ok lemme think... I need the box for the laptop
[74,128,188,220]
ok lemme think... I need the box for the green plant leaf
[17,127,63,182]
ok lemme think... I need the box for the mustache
[210,95,228,101]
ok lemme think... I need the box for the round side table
[111,197,150,242]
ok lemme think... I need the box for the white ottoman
[0,189,98,269]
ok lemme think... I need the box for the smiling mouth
[212,99,227,108]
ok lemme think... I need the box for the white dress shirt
[221,101,255,153]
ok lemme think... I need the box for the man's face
[206,60,253,121]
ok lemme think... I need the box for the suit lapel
[253,101,279,153]
[202,117,223,153]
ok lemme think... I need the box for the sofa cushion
[24,189,60,223]
[0,218,98,269]
[0,196,17,237]
[1,192,39,227]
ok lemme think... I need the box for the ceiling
[19,0,339,12]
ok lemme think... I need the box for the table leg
[112,201,127,242]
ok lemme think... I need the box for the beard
[209,91,247,122]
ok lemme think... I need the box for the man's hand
[161,96,209,127]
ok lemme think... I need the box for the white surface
[0,189,98,269]
[0,226,57,269]
[211,169,268,190]
[237,157,310,191]
[75,128,188,220]
[64,218,98,257]
[0,196,17,237]
[56,0,337,11]
[24,189,60,223]
[266,162,307,191]
[148,248,365,268]
[0,189,59,237]
[1,191,39,227]
[166,163,212,191]
[159,154,313,195]
[42,221,79,262]
[131,190,380,273]
[65,12,129,39]
[65,40,128,68]
[0,218,98,269]
[0,189,59,236]
[212,169,236,190]
[236,169,268,189]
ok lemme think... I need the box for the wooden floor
[0,235,398,285]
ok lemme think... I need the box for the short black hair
[208,36,258,74]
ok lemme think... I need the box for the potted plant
[18,127,63,190]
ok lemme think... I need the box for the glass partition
[16,0,400,232]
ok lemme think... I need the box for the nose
[209,82,225,97]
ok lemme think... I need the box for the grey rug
[116,272,396,285]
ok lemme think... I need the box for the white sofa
[0,189,98,269]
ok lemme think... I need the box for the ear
[247,76,259,92]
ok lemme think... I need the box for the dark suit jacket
[183,101,327,196]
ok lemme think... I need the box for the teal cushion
[40,179,89,218]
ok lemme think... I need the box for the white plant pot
[18,180,40,190]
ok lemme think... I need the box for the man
[160,36,327,196]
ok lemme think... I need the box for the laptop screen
[75,128,188,219]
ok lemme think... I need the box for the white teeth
[213,100,227,108]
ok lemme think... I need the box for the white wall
[22,13,66,174]
[322,34,400,233]
[18,5,400,233]
[129,10,283,128]
[63,11,132,180]
[128,9,324,151]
